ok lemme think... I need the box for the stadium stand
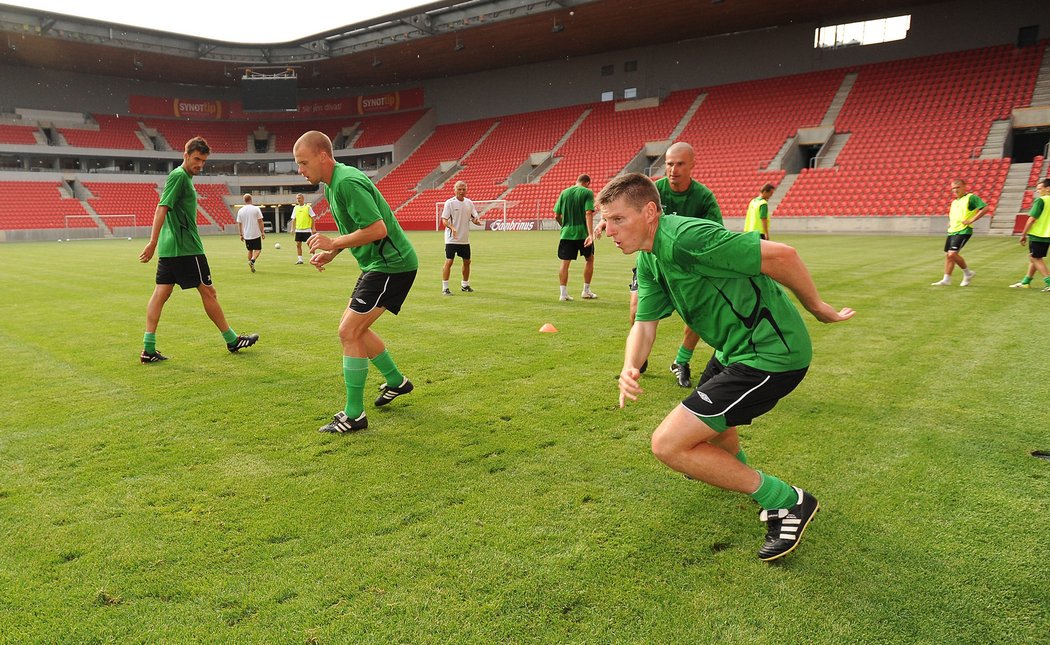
[350,110,427,149]
[194,183,236,226]
[0,181,89,229]
[376,118,497,226]
[83,182,161,227]
[59,114,148,150]
[0,124,39,145]
[505,90,700,217]
[143,119,257,153]
[677,70,845,219]
[395,106,584,226]
[775,44,1043,217]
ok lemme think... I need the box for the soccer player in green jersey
[553,174,598,301]
[931,179,990,287]
[137,136,259,363]
[598,173,854,561]
[655,142,722,389]
[294,131,419,433]
[1010,178,1050,291]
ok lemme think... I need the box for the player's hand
[584,235,594,247]
[310,250,334,272]
[307,233,334,252]
[593,219,607,240]
[138,241,157,263]
[808,303,856,323]
[618,367,644,408]
[1019,234,1027,246]
[449,227,457,238]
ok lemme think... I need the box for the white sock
[442,280,449,290]
[297,255,303,261]
[461,280,469,288]
[583,283,592,293]
[560,285,568,297]
[964,268,975,276]
[942,274,950,282]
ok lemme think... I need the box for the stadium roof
[0,0,942,89]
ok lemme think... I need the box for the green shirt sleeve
[634,254,675,322]
[671,223,761,279]
[1029,198,1045,218]
[759,203,768,219]
[969,194,987,210]
[158,169,187,209]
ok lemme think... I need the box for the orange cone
[539,323,558,333]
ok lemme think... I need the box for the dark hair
[578,174,591,184]
[185,136,210,155]
[761,183,776,193]
[596,172,660,212]
[1040,177,1049,187]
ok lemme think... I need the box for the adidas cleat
[375,379,414,406]
[227,333,259,353]
[318,411,367,433]
[140,350,168,364]
[758,487,819,562]
[461,285,475,292]
[670,361,692,388]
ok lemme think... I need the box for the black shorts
[558,238,594,261]
[944,234,971,253]
[629,267,638,292]
[445,243,471,260]
[156,255,213,290]
[295,231,312,243]
[1028,240,1049,259]
[349,270,416,315]
[244,237,262,251]
[681,355,808,432]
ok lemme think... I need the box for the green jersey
[635,216,812,372]
[156,166,205,258]
[1027,195,1050,242]
[324,163,418,273]
[655,177,722,225]
[553,184,594,240]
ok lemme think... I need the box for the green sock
[1021,276,1032,285]
[370,350,405,388]
[750,471,800,510]
[343,356,369,418]
[143,332,157,354]
[735,448,748,465]
[221,328,237,345]
[1043,276,1050,286]
[675,345,694,365]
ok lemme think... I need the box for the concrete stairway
[989,161,1032,235]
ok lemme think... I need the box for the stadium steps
[821,72,857,126]
[767,172,799,214]
[814,133,850,169]
[668,93,707,140]
[978,120,1010,159]
[77,202,111,235]
[1031,45,1050,105]
[551,108,591,154]
[988,161,1033,235]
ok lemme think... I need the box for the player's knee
[650,427,678,465]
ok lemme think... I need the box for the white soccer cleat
[559,294,573,301]
[930,279,951,286]
[960,271,975,287]
[1008,281,1030,288]
[581,291,598,299]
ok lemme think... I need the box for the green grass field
[0,231,1047,643]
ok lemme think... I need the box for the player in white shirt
[236,193,265,272]
[440,181,481,295]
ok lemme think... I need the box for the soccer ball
[274,242,281,249]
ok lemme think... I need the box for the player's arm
[619,320,658,407]
[139,205,169,263]
[554,211,563,227]
[257,215,265,239]
[309,219,387,254]
[470,206,480,225]
[584,209,595,246]
[760,240,854,323]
